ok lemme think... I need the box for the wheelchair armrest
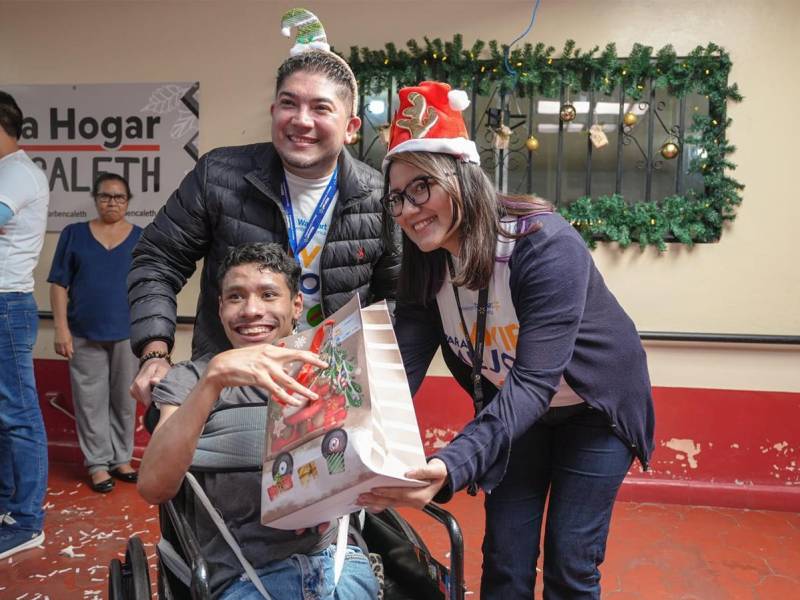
[422,503,465,600]
[160,496,211,599]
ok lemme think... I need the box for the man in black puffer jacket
[128,50,400,406]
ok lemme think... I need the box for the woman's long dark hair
[382,151,553,304]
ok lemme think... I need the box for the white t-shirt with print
[0,150,50,292]
[435,216,583,407]
[283,170,338,331]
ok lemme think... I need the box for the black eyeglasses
[382,176,440,218]
[96,193,129,204]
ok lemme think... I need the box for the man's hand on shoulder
[203,344,328,407]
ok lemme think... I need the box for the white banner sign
[7,82,199,231]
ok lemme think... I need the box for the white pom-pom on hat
[281,26,291,37]
[448,89,471,112]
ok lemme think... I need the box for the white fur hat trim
[382,137,480,171]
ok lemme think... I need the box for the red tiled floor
[400,495,800,599]
[0,461,161,600]
[1,460,799,599]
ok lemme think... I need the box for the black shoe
[109,468,138,483]
[90,477,115,493]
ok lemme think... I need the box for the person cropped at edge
[48,173,142,494]
[357,82,655,599]
[128,12,400,407]
[0,90,50,560]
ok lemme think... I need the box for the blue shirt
[48,221,142,341]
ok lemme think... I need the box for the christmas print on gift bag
[261,295,428,529]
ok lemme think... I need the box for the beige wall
[3,0,798,390]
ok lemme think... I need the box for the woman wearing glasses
[48,173,142,493]
[358,82,654,599]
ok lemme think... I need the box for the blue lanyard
[280,167,338,258]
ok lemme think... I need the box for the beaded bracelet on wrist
[138,350,172,369]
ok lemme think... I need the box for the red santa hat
[383,81,480,170]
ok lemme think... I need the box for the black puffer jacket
[128,143,400,359]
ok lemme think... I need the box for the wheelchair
[109,405,466,600]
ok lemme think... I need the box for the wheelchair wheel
[124,536,152,599]
[109,558,124,599]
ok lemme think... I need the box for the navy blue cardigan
[394,213,655,501]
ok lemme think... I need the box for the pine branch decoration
[339,38,743,250]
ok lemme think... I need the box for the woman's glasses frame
[382,175,444,218]
[95,193,129,205]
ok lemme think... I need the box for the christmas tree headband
[383,81,480,171]
[280,8,359,115]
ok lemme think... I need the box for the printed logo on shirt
[306,303,323,327]
[298,240,324,329]
[444,320,518,382]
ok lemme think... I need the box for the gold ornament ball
[525,135,540,152]
[623,112,638,126]
[348,133,361,145]
[660,141,680,159]
[559,103,577,122]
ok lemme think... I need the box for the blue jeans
[480,404,633,600]
[220,545,379,600]
[0,293,47,532]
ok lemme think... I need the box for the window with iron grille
[345,38,742,250]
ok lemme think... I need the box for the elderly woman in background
[48,173,142,493]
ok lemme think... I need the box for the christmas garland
[341,37,743,250]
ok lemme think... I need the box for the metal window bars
[349,66,717,211]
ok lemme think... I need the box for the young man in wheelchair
[138,242,380,599]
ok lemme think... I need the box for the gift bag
[261,296,427,529]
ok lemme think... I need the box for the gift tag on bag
[589,124,609,149]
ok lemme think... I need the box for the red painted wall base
[35,360,800,511]
[411,377,800,511]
